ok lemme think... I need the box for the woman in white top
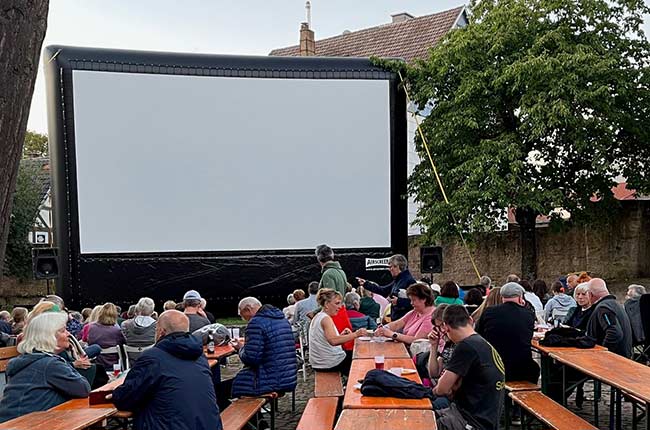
[309,289,367,375]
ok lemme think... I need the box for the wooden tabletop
[352,339,410,360]
[343,358,431,410]
[0,408,115,430]
[531,339,606,356]
[205,344,236,360]
[549,350,650,403]
[50,397,117,411]
[335,409,437,430]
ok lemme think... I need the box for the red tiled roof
[269,6,465,63]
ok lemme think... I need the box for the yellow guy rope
[398,71,482,282]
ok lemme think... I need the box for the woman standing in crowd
[434,281,464,306]
[375,283,435,345]
[0,312,90,423]
[308,289,367,375]
[87,303,125,370]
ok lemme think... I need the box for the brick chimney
[391,12,414,24]
[299,22,315,56]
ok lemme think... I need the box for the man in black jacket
[586,278,633,358]
[357,254,415,320]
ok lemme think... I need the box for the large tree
[382,0,650,279]
[0,1,49,278]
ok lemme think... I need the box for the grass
[215,316,246,326]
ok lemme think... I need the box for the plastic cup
[113,364,121,377]
[374,355,385,370]
[232,328,240,338]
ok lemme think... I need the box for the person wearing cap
[475,282,539,384]
[183,290,210,333]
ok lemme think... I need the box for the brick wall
[408,201,650,287]
[0,277,48,309]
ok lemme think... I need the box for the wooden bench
[314,371,344,398]
[510,391,598,430]
[503,380,540,430]
[297,397,338,430]
[0,346,19,372]
[221,397,266,430]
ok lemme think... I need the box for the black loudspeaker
[420,246,443,273]
[32,247,59,280]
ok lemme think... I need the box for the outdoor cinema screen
[71,70,392,253]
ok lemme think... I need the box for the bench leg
[645,402,649,430]
[291,390,296,413]
[561,363,567,407]
[504,395,511,430]
[594,380,600,428]
[616,389,622,430]
[633,400,637,430]
[609,387,615,430]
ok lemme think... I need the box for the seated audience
[357,286,381,320]
[87,302,126,369]
[433,305,505,430]
[506,274,520,283]
[586,278,633,357]
[566,273,579,296]
[344,292,377,330]
[163,300,177,311]
[200,298,216,323]
[294,281,319,328]
[122,297,157,362]
[81,307,92,323]
[532,279,551,305]
[624,284,646,346]
[565,283,594,332]
[476,282,539,383]
[293,289,306,302]
[357,254,416,320]
[471,287,501,323]
[230,297,297,398]
[283,293,297,321]
[0,312,90,423]
[112,310,222,430]
[80,305,102,341]
[309,289,367,375]
[543,281,576,324]
[463,288,484,314]
[0,310,11,334]
[521,280,543,316]
[182,290,210,332]
[434,281,464,306]
[10,307,28,335]
[479,275,492,295]
[375,283,435,345]
[43,295,83,337]
[423,304,455,389]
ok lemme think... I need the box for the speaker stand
[46,278,51,295]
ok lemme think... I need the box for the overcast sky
[27,0,650,134]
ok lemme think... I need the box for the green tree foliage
[4,162,44,281]
[378,0,650,278]
[23,130,48,158]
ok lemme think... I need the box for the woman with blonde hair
[80,305,102,342]
[0,312,90,422]
[86,303,125,369]
[471,287,502,323]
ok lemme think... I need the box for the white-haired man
[586,278,633,357]
[624,284,646,346]
[122,297,157,362]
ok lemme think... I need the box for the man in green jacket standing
[315,244,348,297]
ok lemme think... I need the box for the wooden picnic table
[343,358,432,410]
[0,408,115,430]
[352,339,410,360]
[205,344,236,368]
[335,408,437,430]
[550,349,650,430]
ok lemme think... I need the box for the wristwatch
[392,332,399,340]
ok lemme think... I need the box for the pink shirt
[401,306,435,338]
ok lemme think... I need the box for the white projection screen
[71,70,392,253]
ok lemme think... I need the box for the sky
[27,0,650,134]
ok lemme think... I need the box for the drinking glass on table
[374,355,385,370]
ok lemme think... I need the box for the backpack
[539,326,596,348]
[360,369,434,401]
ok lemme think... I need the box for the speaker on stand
[420,246,443,274]
[32,247,59,295]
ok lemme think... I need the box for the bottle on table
[207,330,215,354]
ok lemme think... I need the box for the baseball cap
[183,290,202,301]
[500,282,525,298]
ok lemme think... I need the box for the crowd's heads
[70,311,83,322]
[315,244,334,263]
[576,272,592,284]
[136,297,155,317]
[587,278,609,304]
[293,289,306,301]
[566,274,579,288]
[500,282,525,304]
[156,310,189,341]
[440,281,459,299]
[484,287,502,307]
[431,303,448,323]
[81,308,92,322]
[574,282,590,307]
[344,291,361,310]
[479,275,492,290]
[11,307,28,324]
[441,304,472,329]
[464,288,484,307]
[519,280,533,293]
[316,288,342,308]
[505,274,520,283]
[286,294,296,306]
[27,302,58,323]
[127,305,137,319]
[406,282,435,307]
[97,302,119,326]
[163,300,177,311]
[0,310,10,322]
[308,281,320,295]
[238,297,262,321]
[532,279,547,297]
[42,295,65,309]
[626,284,646,300]
[88,305,102,323]
[18,312,68,355]
[388,254,408,274]
[183,290,202,308]
[551,281,565,295]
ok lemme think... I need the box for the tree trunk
[0,1,49,279]
[515,207,538,280]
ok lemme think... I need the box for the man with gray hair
[586,278,633,357]
[344,292,377,331]
[479,275,492,294]
[625,284,646,346]
[315,244,347,297]
[357,254,415,320]
[121,297,157,361]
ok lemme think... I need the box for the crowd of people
[0,243,646,430]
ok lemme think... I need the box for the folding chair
[99,345,128,372]
[122,344,155,369]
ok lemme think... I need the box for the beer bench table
[343,358,432,410]
[335,409,437,430]
[0,408,115,430]
[352,339,410,360]
[550,349,650,430]
[206,344,237,368]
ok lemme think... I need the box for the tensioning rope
[398,71,482,282]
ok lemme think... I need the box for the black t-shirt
[445,333,505,430]
[187,313,210,333]
[475,302,539,382]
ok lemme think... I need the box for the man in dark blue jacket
[112,310,222,430]
[231,297,297,398]
[357,254,416,320]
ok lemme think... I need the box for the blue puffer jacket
[232,305,297,397]
[112,332,222,430]
[0,352,90,423]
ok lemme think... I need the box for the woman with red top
[375,282,435,345]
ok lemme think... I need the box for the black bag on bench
[539,326,596,348]
[360,369,434,401]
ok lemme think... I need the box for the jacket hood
[552,294,575,306]
[253,304,285,320]
[133,316,156,329]
[321,261,342,273]
[6,352,50,377]
[156,332,204,360]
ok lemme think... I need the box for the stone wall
[408,201,650,287]
[0,277,49,309]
